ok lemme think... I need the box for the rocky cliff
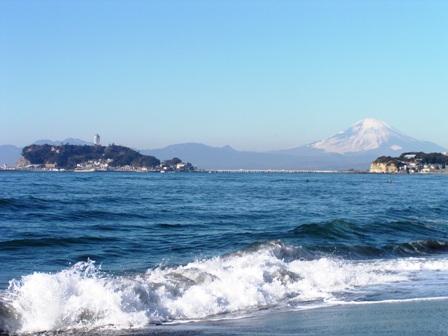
[370,161,399,173]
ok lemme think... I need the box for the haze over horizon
[1,1,448,151]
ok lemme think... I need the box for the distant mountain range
[140,119,446,170]
[0,145,22,167]
[1,119,446,170]
[139,143,353,170]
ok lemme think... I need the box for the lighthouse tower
[94,134,101,146]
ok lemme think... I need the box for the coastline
[3,168,448,174]
[132,299,448,336]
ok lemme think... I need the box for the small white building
[94,134,101,146]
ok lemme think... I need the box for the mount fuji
[277,118,446,158]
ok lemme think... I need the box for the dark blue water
[1,171,448,334]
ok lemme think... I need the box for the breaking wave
[2,241,448,334]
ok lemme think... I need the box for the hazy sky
[1,1,447,151]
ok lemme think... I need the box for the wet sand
[133,299,448,336]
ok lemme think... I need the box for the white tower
[94,134,100,146]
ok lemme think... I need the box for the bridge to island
[199,169,348,173]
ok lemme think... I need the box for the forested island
[370,152,448,173]
[15,144,195,172]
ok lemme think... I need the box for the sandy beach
[135,299,448,336]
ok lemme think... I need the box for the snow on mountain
[308,118,445,155]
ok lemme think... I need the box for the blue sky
[1,0,447,151]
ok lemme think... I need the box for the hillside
[370,152,448,173]
[20,144,160,169]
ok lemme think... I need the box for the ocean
[1,171,448,335]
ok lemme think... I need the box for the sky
[1,0,447,151]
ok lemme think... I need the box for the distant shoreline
[1,167,364,173]
[4,168,448,174]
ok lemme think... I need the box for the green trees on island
[21,144,161,169]
[372,156,398,164]
[398,152,448,165]
[162,157,182,166]
[102,144,160,168]
[373,152,448,166]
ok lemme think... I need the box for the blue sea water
[1,171,448,334]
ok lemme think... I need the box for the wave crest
[2,242,448,334]
[291,220,448,257]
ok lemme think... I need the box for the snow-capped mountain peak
[309,118,443,155]
[350,118,391,132]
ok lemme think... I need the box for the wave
[60,210,149,222]
[0,236,121,251]
[289,219,448,258]
[0,197,52,211]
[319,240,448,259]
[0,196,148,222]
[2,241,448,334]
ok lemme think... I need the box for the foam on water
[2,241,448,334]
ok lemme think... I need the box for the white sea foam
[2,243,448,334]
